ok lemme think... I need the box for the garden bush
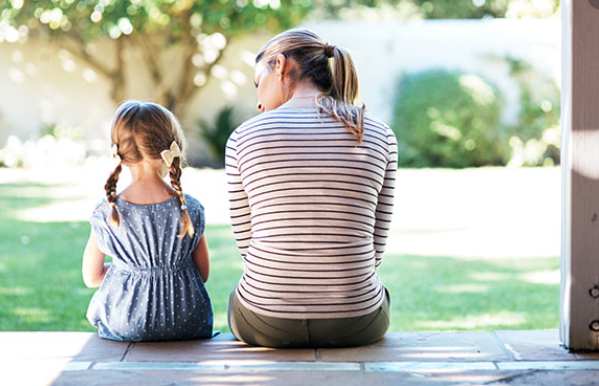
[198,106,244,168]
[503,57,561,167]
[392,69,508,168]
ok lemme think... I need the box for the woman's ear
[275,54,287,81]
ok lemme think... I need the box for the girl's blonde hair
[256,28,365,142]
[105,100,194,238]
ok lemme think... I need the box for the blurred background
[0,0,562,333]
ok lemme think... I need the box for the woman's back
[226,107,397,319]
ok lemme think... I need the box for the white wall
[303,18,560,125]
[0,19,560,159]
[0,39,114,151]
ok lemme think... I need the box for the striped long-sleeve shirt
[225,107,397,319]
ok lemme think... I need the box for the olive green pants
[227,287,390,348]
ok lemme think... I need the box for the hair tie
[324,43,335,58]
[160,141,182,168]
[111,144,122,167]
[180,205,187,211]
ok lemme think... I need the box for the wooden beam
[560,0,599,351]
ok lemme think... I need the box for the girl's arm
[82,229,109,288]
[193,235,210,283]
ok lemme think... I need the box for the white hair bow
[161,141,182,168]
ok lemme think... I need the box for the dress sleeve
[186,196,205,253]
[89,200,111,256]
[373,127,398,268]
[197,201,206,237]
[225,130,252,258]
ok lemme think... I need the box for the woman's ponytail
[317,45,365,143]
[316,44,366,143]
[257,29,366,142]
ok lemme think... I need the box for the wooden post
[560,0,599,351]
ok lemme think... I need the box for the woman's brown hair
[105,100,194,238]
[256,28,365,142]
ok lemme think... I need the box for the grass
[0,181,559,333]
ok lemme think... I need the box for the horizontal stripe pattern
[226,108,397,319]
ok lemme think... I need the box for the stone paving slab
[574,352,599,360]
[0,332,129,362]
[493,330,577,361]
[96,361,361,371]
[41,367,599,386]
[319,332,511,362]
[68,359,599,372]
[2,358,75,386]
[48,368,500,386]
[486,370,599,386]
[3,331,599,386]
[125,333,316,363]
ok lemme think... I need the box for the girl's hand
[193,235,210,283]
[82,229,108,288]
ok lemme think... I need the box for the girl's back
[87,194,212,341]
[82,100,213,342]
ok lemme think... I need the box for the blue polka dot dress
[86,194,214,342]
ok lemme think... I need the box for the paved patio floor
[2,330,598,386]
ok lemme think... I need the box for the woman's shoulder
[234,108,320,135]
[233,110,277,135]
[364,113,391,131]
[364,113,396,142]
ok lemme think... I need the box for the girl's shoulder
[182,193,204,213]
[91,198,110,216]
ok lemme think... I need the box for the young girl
[82,100,213,342]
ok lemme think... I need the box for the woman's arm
[373,128,398,269]
[82,229,109,288]
[225,133,253,257]
[193,235,210,283]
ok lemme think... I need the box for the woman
[225,29,397,348]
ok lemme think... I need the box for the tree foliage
[314,0,560,20]
[0,0,312,114]
[0,0,561,116]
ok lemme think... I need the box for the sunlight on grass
[519,270,560,285]
[12,308,52,324]
[417,311,527,330]
[0,286,33,296]
[470,272,510,281]
[15,201,93,222]
[437,284,490,294]
[213,313,229,333]
[0,180,560,333]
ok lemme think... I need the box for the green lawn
[0,181,559,333]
